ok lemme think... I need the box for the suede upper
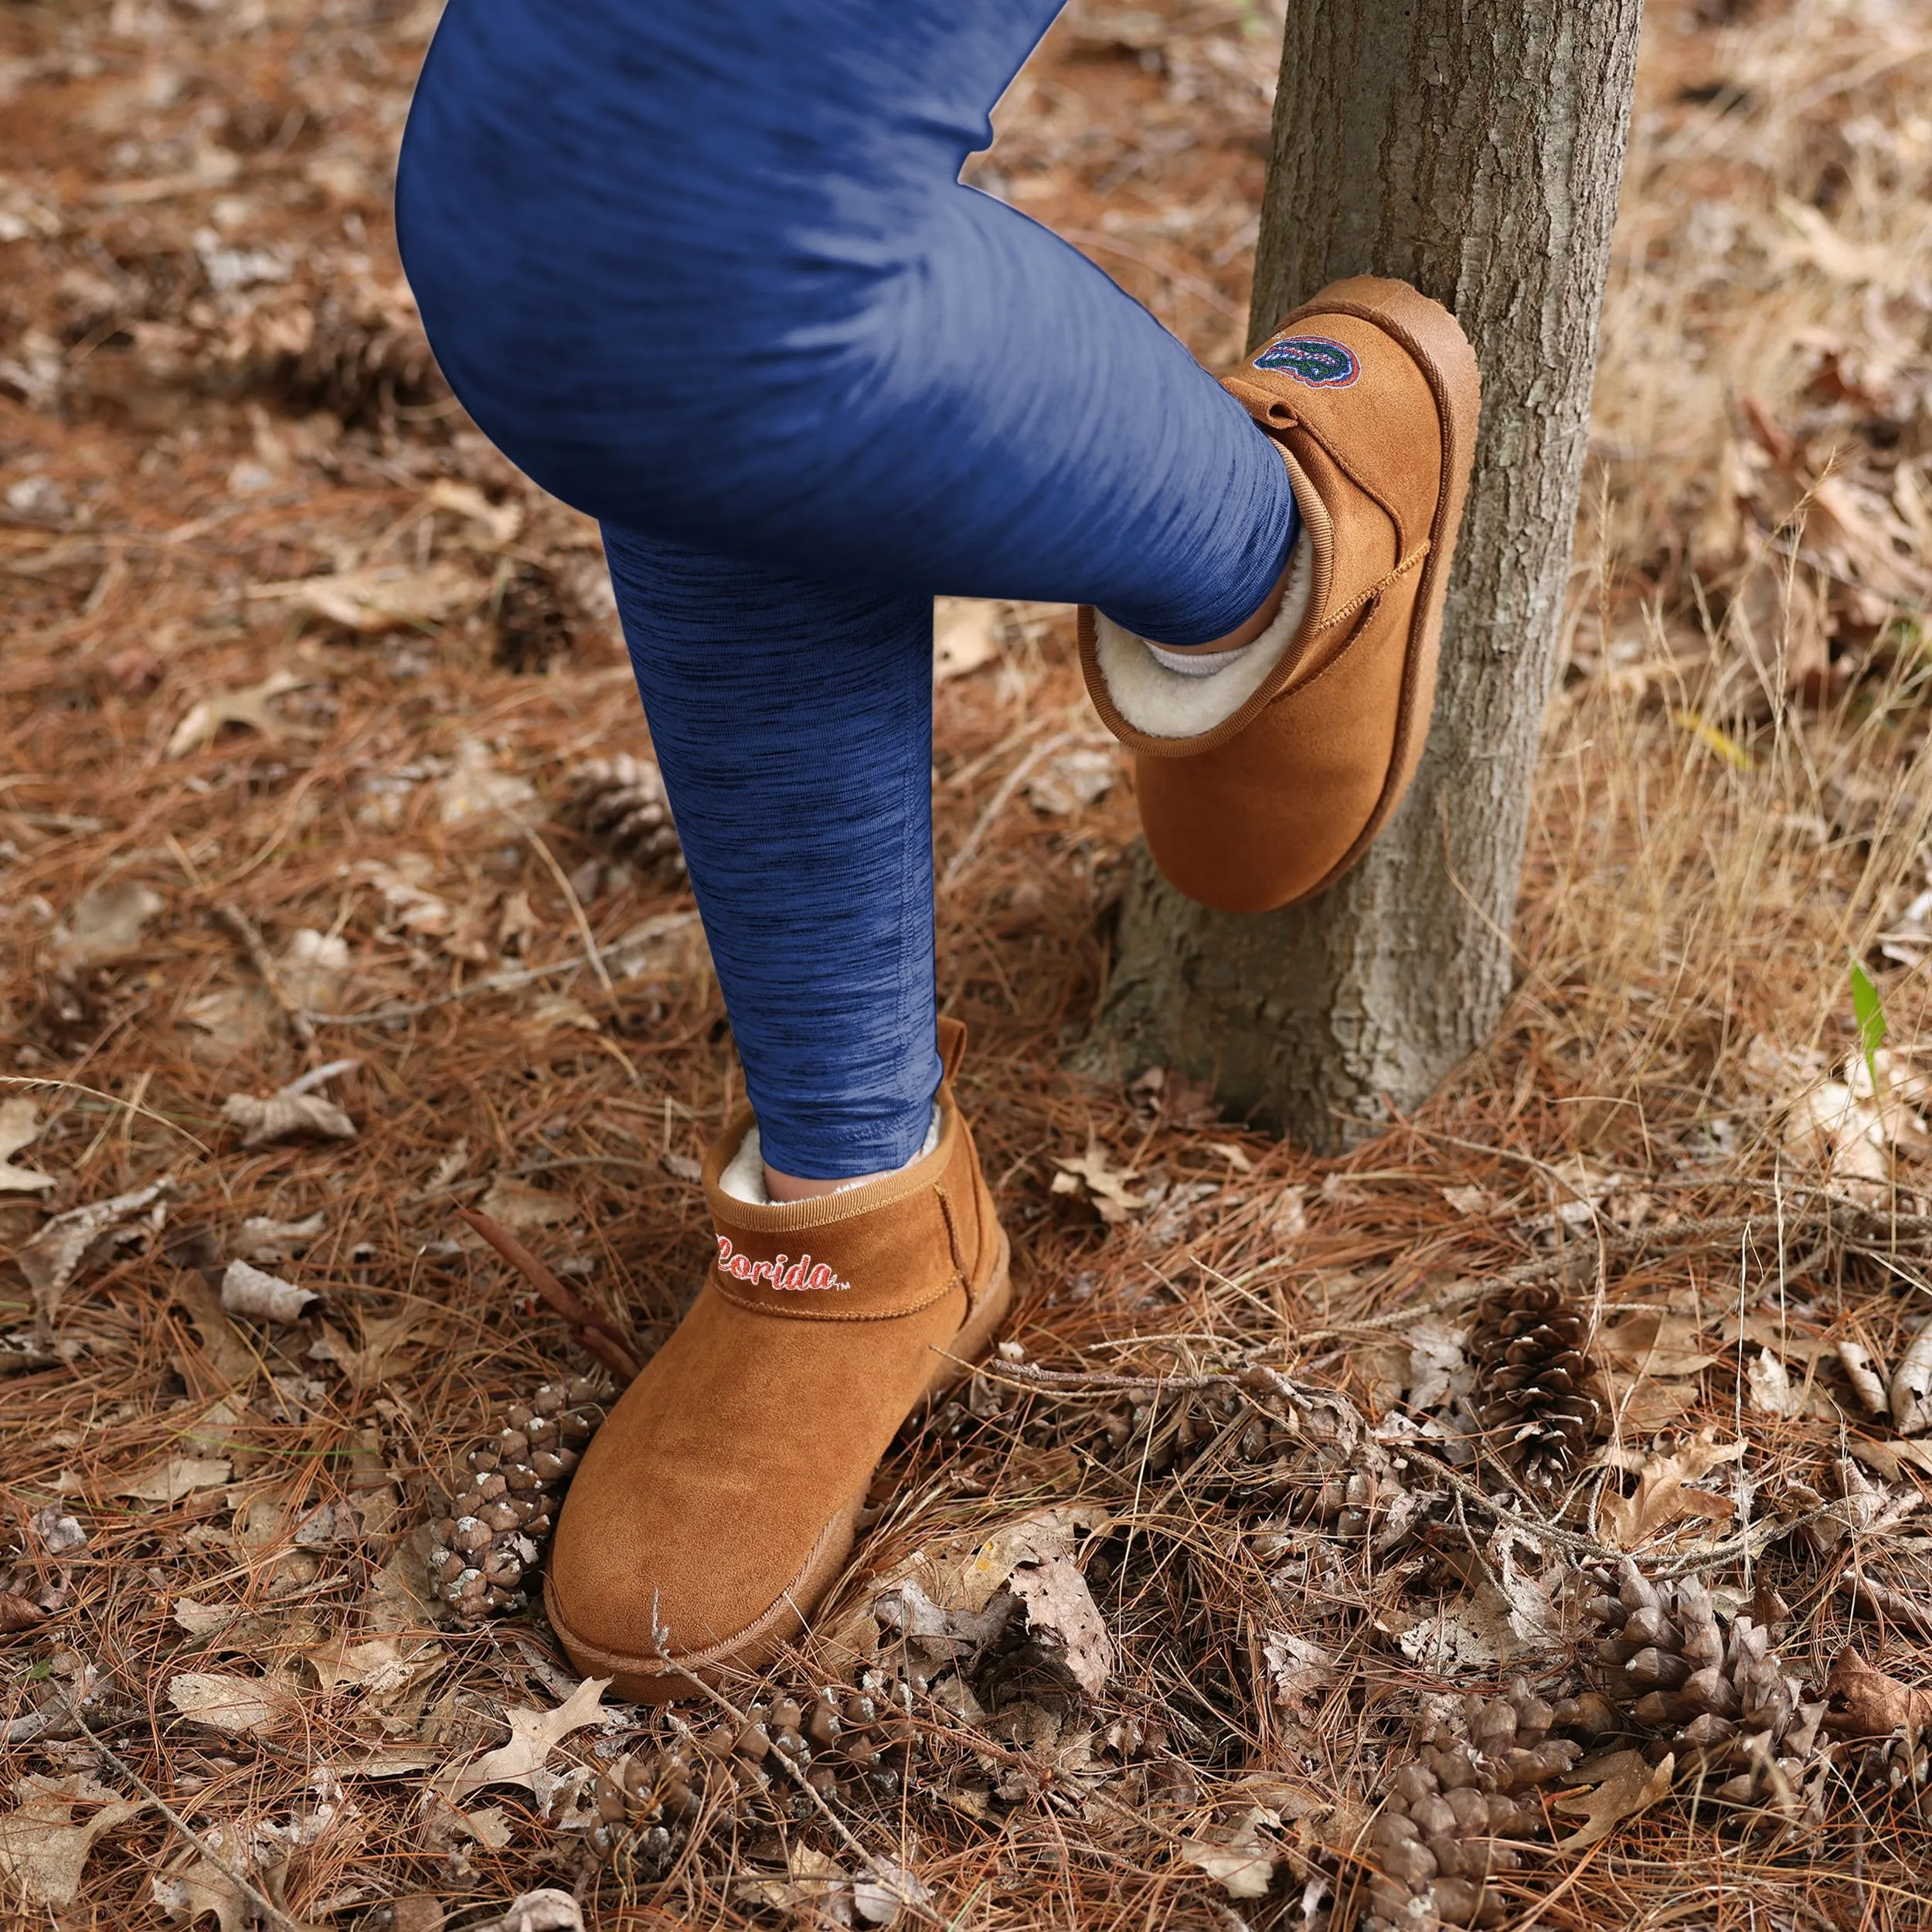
[544,1019,1008,1698]
[1080,276,1481,914]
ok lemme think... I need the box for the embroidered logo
[1253,335,1359,389]
[716,1235,853,1294]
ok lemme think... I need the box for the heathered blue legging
[396,0,1299,1179]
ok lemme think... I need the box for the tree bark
[1086,0,1645,1151]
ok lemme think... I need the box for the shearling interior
[719,1107,943,1204]
[1092,535,1314,739]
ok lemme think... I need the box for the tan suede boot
[1080,275,1481,914]
[544,1019,1009,1701]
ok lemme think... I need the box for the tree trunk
[1085,0,1645,1151]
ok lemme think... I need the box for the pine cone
[565,753,684,879]
[1363,1680,1580,1930]
[1470,1281,1604,1488]
[426,1377,606,1621]
[949,1371,1427,1552]
[1574,1560,1825,1812]
[492,564,573,674]
[589,1672,929,1873]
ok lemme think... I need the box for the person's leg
[599,530,940,1186]
[396,0,1301,1186]
[396,0,1299,648]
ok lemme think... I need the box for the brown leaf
[1551,1748,1675,1851]
[115,1455,233,1504]
[1182,1807,1278,1899]
[474,1175,576,1231]
[0,1097,56,1193]
[0,1591,43,1633]
[253,560,488,634]
[439,1675,611,1801]
[1825,1648,1932,1738]
[1006,1551,1116,1698]
[1051,1142,1145,1223]
[0,1775,147,1907]
[166,1668,303,1736]
[165,667,318,758]
[219,1259,317,1323]
[151,1855,252,1932]
[221,1089,357,1147]
[933,597,1002,682]
[1597,1431,1746,1550]
[19,1178,172,1328]
[1597,1311,1722,1379]
[49,879,165,964]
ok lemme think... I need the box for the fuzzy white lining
[719,1106,943,1206]
[1094,536,1314,740]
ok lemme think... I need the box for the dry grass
[4,0,1932,1927]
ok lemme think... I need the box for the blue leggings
[396,0,1298,1178]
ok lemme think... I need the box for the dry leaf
[310,1309,416,1388]
[352,856,454,936]
[277,928,353,1009]
[0,1592,44,1633]
[30,1505,87,1555]
[0,1097,56,1192]
[1598,1311,1723,1379]
[461,1891,585,1932]
[852,1862,927,1928]
[474,1175,575,1231]
[1006,1551,1115,1698]
[221,1063,359,1148]
[1182,1808,1278,1899]
[152,1855,251,1932]
[1262,1632,1335,1721]
[735,1845,850,1921]
[425,478,524,548]
[1747,1347,1805,1420]
[1597,1431,1746,1549]
[49,878,165,963]
[933,597,1001,681]
[116,1456,233,1504]
[1836,1340,1890,1416]
[1051,1143,1145,1224]
[257,559,487,634]
[1848,1436,1932,1483]
[1026,745,1114,815]
[1552,1748,1675,1851]
[1394,1587,1527,1673]
[0,1774,146,1907]
[18,1176,172,1325]
[220,1258,317,1323]
[1891,1329,1932,1435]
[234,1211,327,1264]
[1779,1049,1927,1207]
[440,1675,611,1801]
[1405,1321,1471,1413]
[1824,1648,1932,1737]
[437,737,537,828]
[168,1668,304,1735]
[304,1631,445,1696]
[165,667,317,757]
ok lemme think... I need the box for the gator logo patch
[1253,335,1359,389]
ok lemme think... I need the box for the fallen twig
[456,1206,641,1381]
[215,900,318,1055]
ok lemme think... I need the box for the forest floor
[4,1,1932,1928]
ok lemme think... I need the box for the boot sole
[544,1230,1013,1703]
[1276,274,1482,903]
